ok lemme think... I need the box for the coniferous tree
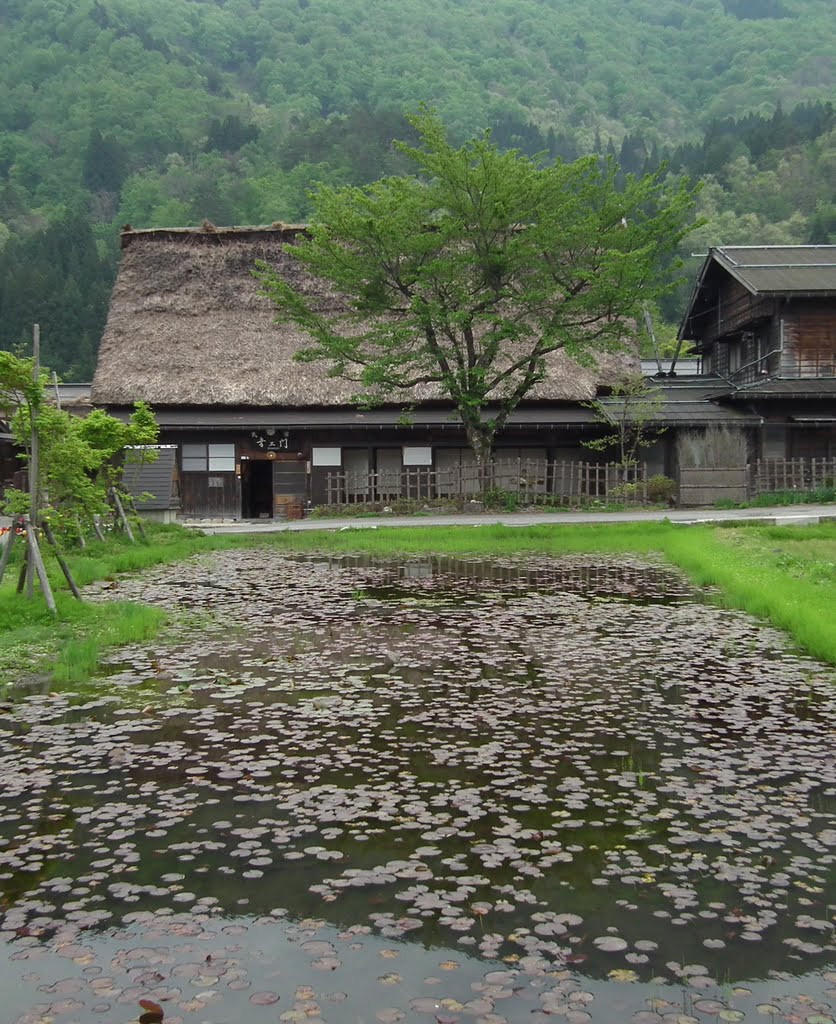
[82,129,128,193]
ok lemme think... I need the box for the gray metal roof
[598,389,761,427]
[710,245,836,295]
[725,377,836,399]
[55,383,92,403]
[122,447,178,510]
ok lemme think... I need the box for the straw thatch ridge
[92,226,636,408]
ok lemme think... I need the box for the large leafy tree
[258,111,699,463]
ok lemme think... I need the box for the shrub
[609,481,641,502]
[481,487,520,511]
[647,475,677,504]
[751,487,836,507]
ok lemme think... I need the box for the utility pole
[643,306,664,377]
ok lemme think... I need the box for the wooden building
[678,245,836,459]
[92,233,836,519]
[92,225,641,520]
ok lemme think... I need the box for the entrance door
[241,459,274,519]
[273,455,307,520]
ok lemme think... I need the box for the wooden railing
[326,459,648,506]
[751,458,836,495]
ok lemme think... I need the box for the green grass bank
[1,520,834,689]
[0,525,249,687]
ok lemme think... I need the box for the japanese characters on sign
[251,430,290,452]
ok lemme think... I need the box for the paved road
[182,504,836,534]
[2,504,833,537]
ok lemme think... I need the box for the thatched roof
[92,226,636,408]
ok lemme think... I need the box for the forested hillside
[1,0,834,376]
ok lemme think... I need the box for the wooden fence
[326,459,648,506]
[679,466,748,507]
[750,457,836,495]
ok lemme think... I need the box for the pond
[1,549,835,1024]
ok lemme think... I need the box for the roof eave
[678,247,759,340]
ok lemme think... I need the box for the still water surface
[1,551,834,1023]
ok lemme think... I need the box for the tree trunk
[466,425,495,494]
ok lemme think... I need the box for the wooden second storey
[679,246,836,386]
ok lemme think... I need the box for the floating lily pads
[1,549,834,1024]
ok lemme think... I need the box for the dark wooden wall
[781,303,836,377]
[168,423,605,517]
[179,473,240,518]
[703,295,836,383]
[703,277,774,344]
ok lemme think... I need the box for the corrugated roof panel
[729,378,836,398]
[713,245,836,294]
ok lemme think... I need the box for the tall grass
[51,603,166,684]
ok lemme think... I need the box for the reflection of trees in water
[306,554,696,604]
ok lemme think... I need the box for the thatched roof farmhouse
[92,224,652,519]
[95,231,836,517]
[92,225,630,409]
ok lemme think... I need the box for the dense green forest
[0,0,834,377]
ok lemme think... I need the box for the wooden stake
[92,516,106,543]
[24,516,57,616]
[74,515,87,549]
[42,519,82,601]
[17,543,29,594]
[27,324,40,599]
[123,492,147,540]
[110,488,135,543]
[0,516,21,586]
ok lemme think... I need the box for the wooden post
[123,492,147,540]
[74,515,87,549]
[17,548,28,594]
[110,488,135,542]
[42,519,82,601]
[23,516,57,616]
[0,516,21,587]
[27,324,40,599]
[92,515,106,542]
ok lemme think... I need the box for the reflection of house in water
[299,555,695,604]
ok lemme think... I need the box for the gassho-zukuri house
[90,228,836,520]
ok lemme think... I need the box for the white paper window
[181,443,236,472]
[312,447,342,467]
[403,446,432,466]
[208,443,235,471]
